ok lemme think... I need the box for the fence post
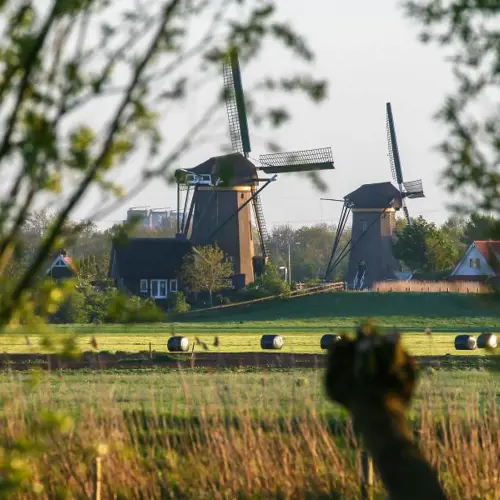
[93,456,102,500]
[361,450,374,500]
[149,342,152,360]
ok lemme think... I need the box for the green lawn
[181,291,500,327]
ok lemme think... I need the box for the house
[46,249,77,280]
[448,240,500,283]
[108,237,193,300]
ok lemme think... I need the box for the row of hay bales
[455,333,497,351]
[167,333,498,353]
[167,334,341,352]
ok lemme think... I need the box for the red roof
[473,241,500,274]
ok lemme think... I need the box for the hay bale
[477,333,498,349]
[454,335,477,351]
[320,334,341,350]
[260,335,284,350]
[167,336,190,352]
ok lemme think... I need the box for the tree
[0,0,329,327]
[462,213,500,244]
[404,1,500,214]
[393,216,458,273]
[181,245,234,306]
[268,223,351,282]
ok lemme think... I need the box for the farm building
[46,249,77,280]
[448,240,500,284]
[108,237,193,300]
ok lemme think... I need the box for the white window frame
[150,279,168,299]
[169,279,178,292]
[140,279,148,292]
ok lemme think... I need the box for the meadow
[0,366,498,498]
[1,291,499,498]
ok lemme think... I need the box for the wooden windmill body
[345,182,402,288]
[324,103,424,289]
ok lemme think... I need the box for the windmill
[324,102,424,289]
[175,49,334,286]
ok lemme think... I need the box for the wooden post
[361,450,374,500]
[149,342,152,360]
[93,456,102,500]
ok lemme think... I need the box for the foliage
[0,0,329,329]
[168,291,191,315]
[268,223,351,282]
[181,245,234,305]
[394,216,459,272]
[404,0,500,213]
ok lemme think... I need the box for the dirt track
[0,351,493,371]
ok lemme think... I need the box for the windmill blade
[403,179,425,199]
[386,102,404,185]
[259,147,334,174]
[401,200,411,225]
[223,49,251,155]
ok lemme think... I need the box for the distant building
[125,207,184,231]
[46,249,77,280]
[448,240,500,284]
[108,237,193,300]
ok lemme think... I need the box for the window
[469,258,481,269]
[170,279,178,292]
[140,279,148,292]
[150,279,168,298]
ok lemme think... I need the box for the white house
[448,240,500,282]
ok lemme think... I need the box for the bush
[168,292,191,314]
[49,280,166,324]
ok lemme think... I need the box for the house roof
[450,240,500,277]
[46,253,76,274]
[346,182,403,209]
[184,153,259,186]
[109,237,193,280]
[473,240,500,266]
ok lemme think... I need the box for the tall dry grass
[0,373,498,499]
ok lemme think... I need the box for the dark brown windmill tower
[176,49,334,285]
[324,102,424,289]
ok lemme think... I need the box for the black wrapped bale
[260,335,284,350]
[454,335,477,351]
[320,334,341,350]
[167,336,190,352]
[477,333,498,349]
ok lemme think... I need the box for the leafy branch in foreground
[0,0,329,327]
[404,0,500,213]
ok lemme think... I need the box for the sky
[77,0,458,230]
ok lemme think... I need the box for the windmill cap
[346,182,402,209]
[181,153,258,187]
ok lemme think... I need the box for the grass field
[1,366,498,498]
[0,328,494,356]
[0,291,498,497]
[180,291,500,326]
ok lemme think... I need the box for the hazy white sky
[81,0,456,230]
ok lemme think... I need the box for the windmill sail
[223,49,251,155]
[259,147,334,174]
[386,102,426,224]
